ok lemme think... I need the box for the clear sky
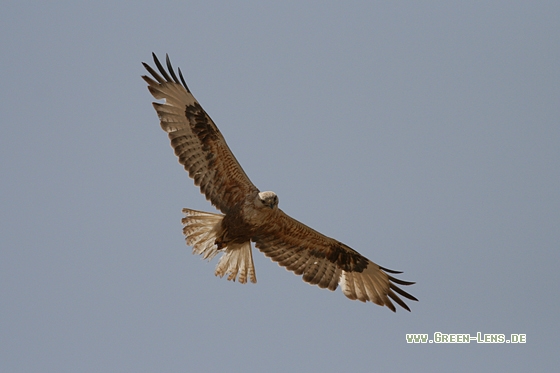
[2,1,559,371]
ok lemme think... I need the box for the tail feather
[181,208,257,284]
[182,208,223,260]
[215,242,257,284]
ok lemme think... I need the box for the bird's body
[143,53,417,312]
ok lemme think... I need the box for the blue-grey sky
[2,1,559,371]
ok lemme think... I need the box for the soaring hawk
[143,54,417,312]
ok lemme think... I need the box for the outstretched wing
[142,53,258,213]
[253,210,418,312]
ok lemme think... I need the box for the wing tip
[142,52,191,93]
[339,263,417,312]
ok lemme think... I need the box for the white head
[256,191,279,210]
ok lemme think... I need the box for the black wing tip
[142,52,191,93]
[165,54,181,85]
[387,288,416,312]
[178,67,189,91]
[378,265,418,311]
[399,303,412,312]
[379,265,403,274]
[390,281,418,301]
[388,276,416,287]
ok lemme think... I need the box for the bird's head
[257,191,279,210]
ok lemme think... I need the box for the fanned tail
[182,208,223,260]
[215,242,257,284]
[181,208,257,284]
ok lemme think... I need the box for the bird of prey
[142,53,417,312]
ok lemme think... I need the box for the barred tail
[181,208,224,260]
[181,208,257,284]
[215,242,257,284]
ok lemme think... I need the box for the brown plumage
[143,53,418,312]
